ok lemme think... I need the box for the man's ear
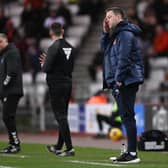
[61,29,64,35]
[117,14,122,21]
[49,29,53,37]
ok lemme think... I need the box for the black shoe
[57,148,75,157]
[46,145,62,155]
[113,152,141,164]
[0,145,20,154]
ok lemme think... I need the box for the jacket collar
[110,20,128,38]
[0,43,13,56]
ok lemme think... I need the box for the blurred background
[0,0,168,138]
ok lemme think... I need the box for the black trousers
[48,81,73,150]
[1,95,21,145]
[96,114,121,131]
[115,83,139,152]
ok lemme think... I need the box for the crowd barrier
[0,103,168,135]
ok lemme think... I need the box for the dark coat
[0,44,23,98]
[42,38,74,86]
[100,20,144,89]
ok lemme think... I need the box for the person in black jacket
[0,33,23,153]
[39,22,75,157]
[94,102,122,139]
[100,7,144,163]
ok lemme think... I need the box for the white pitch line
[0,166,16,168]
[67,160,126,167]
[0,154,28,158]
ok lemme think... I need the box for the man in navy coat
[100,7,144,163]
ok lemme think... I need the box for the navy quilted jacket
[100,20,144,89]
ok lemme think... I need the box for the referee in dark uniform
[39,23,75,156]
[0,33,23,153]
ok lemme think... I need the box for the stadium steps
[72,25,101,101]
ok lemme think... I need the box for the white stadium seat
[67,25,89,38]
[67,4,79,15]
[150,57,168,69]
[39,38,53,51]
[22,72,33,85]
[66,37,81,48]
[35,72,46,84]
[11,16,21,28]
[5,3,23,17]
[72,15,91,26]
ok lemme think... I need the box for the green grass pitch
[0,142,167,168]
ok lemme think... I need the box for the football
[109,128,123,141]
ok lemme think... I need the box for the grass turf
[0,142,167,168]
